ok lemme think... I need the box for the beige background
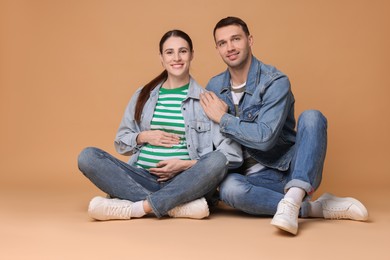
[1,0,389,259]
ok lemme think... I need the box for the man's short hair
[213,16,251,40]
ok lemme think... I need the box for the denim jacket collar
[149,76,202,101]
[219,56,261,96]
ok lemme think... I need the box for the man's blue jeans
[78,148,228,218]
[219,110,327,217]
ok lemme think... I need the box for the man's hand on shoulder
[200,92,228,123]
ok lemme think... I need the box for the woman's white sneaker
[88,196,133,221]
[168,197,209,219]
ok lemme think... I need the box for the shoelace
[106,203,131,218]
[326,211,351,220]
[322,200,354,220]
[173,204,193,215]
[280,200,299,217]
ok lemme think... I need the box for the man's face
[214,25,253,69]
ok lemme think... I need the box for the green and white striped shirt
[136,84,191,169]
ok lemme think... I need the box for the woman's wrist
[185,160,197,170]
[136,132,145,144]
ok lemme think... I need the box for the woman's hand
[137,130,180,147]
[149,159,197,182]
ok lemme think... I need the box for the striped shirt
[136,84,191,169]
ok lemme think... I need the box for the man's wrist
[219,113,230,132]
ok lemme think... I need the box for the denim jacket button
[248,113,252,118]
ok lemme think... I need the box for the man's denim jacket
[115,77,243,169]
[206,56,296,171]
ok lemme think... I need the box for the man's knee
[219,174,248,202]
[298,110,327,129]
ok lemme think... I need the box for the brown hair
[134,29,193,123]
[213,16,250,41]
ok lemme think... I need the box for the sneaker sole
[271,217,298,235]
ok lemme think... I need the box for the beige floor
[1,185,388,260]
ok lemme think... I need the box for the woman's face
[160,36,193,79]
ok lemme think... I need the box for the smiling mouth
[227,52,239,59]
[171,64,184,68]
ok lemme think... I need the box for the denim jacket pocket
[241,104,261,122]
[189,120,211,150]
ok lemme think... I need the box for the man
[200,16,368,235]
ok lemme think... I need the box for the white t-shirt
[230,81,265,175]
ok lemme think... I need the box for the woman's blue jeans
[78,148,228,218]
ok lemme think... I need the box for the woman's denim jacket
[206,56,296,171]
[115,77,243,169]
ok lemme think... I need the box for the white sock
[284,187,306,206]
[307,201,324,218]
[131,201,146,218]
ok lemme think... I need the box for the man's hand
[149,159,197,182]
[137,130,180,147]
[200,92,228,123]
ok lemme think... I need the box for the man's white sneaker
[271,198,300,235]
[315,193,368,221]
[167,197,209,219]
[88,196,133,221]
